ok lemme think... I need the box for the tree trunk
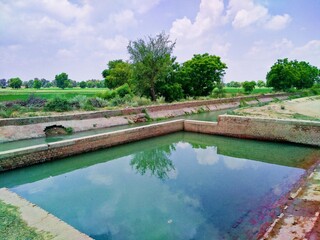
[150,86,156,101]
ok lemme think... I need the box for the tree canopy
[9,77,22,89]
[266,58,319,91]
[127,32,176,101]
[103,60,132,89]
[178,53,227,97]
[55,72,69,89]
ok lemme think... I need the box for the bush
[45,97,71,112]
[211,84,226,98]
[88,97,109,108]
[110,96,126,106]
[68,95,88,109]
[115,83,132,98]
[99,89,117,100]
[24,95,47,107]
[156,96,166,104]
[133,96,152,106]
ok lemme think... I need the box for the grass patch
[292,113,320,122]
[0,200,53,240]
[0,88,106,102]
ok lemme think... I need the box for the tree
[0,79,7,88]
[226,81,241,88]
[266,58,319,91]
[257,80,266,88]
[9,77,22,89]
[179,53,227,97]
[33,79,42,89]
[242,81,256,94]
[127,32,175,101]
[103,60,132,89]
[79,81,87,88]
[292,60,319,89]
[55,72,69,89]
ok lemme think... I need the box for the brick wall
[0,120,184,171]
[184,116,320,146]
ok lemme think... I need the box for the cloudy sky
[1,0,319,82]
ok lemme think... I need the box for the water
[2,132,319,240]
[0,109,229,152]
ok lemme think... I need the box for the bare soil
[235,96,320,120]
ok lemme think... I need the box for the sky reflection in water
[10,133,308,240]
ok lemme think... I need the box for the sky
[0,0,319,82]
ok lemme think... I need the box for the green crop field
[224,87,273,94]
[0,87,273,102]
[0,88,106,102]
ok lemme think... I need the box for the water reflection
[130,145,176,180]
[8,134,314,240]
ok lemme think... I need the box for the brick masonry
[0,120,184,171]
[0,115,319,172]
[184,115,320,147]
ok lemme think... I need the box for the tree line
[1,32,319,102]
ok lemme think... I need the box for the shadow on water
[1,132,319,188]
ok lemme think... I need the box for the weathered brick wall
[0,120,184,171]
[0,93,289,126]
[184,116,320,146]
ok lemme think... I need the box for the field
[0,87,273,102]
[0,88,106,102]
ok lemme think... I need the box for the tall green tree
[127,32,176,101]
[33,78,42,89]
[8,77,22,89]
[55,72,69,89]
[266,58,319,91]
[179,53,227,97]
[103,60,132,89]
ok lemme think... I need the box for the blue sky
[0,0,319,82]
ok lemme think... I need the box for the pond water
[2,132,319,240]
[0,109,230,152]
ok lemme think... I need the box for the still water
[1,132,318,240]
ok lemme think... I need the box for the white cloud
[131,0,161,14]
[103,35,129,51]
[265,14,292,30]
[195,147,219,166]
[227,0,291,30]
[232,6,268,28]
[108,9,138,31]
[170,0,225,40]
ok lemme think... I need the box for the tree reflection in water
[130,144,176,180]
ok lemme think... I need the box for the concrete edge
[219,115,320,126]
[0,119,185,159]
[0,188,92,240]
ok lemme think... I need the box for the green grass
[0,88,106,102]
[0,200,53,239]
[224,87,273,94]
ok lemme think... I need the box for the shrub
[134,96,152,106]
[25,95,47,107]
[89,97,109,108]
[115,83,131,98]
[68,95,88,109]
[110,96,126,106]
[45,97,71,112]
[99,89,117,100]
[211,85,226,98]
[156,96,166,104]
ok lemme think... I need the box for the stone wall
[184,116,320,147]
[0,120,184,171]
[0,93,288,126]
